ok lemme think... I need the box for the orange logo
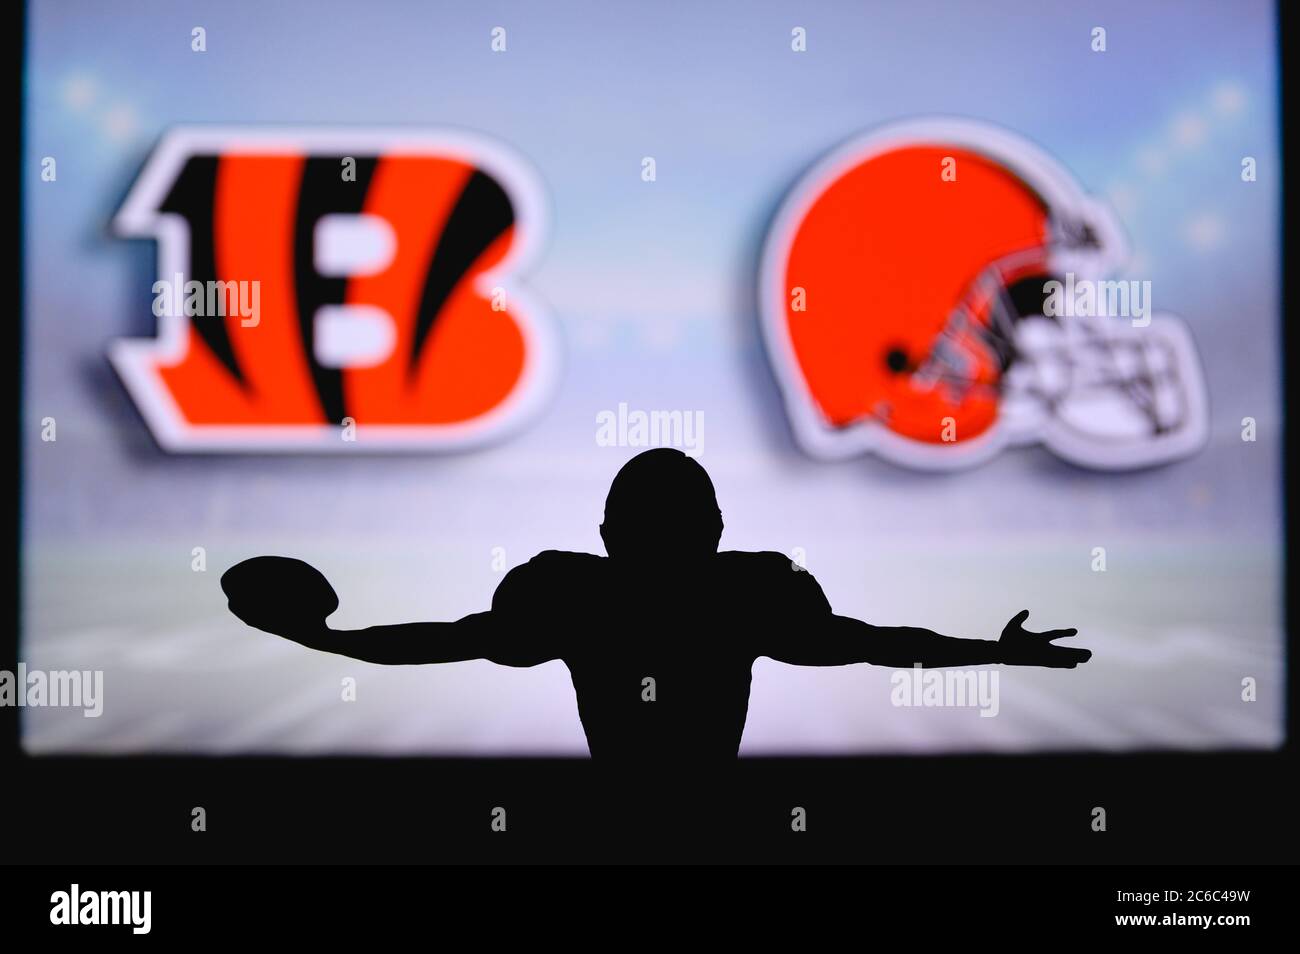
[760,118,1207,470]
[111,128,557,451]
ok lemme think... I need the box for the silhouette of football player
[222,448,1090,762]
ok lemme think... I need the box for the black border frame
[6,0,1294,864]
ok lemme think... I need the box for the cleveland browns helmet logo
[112,127,556,451]
[759,118,1209,470]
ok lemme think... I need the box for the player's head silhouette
[600,448,724,566]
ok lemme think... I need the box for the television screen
[20,0,1283,759]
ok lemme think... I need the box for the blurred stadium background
[21,0,1283,754]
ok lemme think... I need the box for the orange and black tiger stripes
[158,152,515,426]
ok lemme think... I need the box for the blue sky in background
[21,1,1284,755]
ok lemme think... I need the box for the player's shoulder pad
[524,549,606,571]
[495,550,604,598]
[716,549,803,572]
[717,549,831,610]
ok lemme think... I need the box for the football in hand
[220,556,339,635]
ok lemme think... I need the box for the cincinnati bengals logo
[111,127,557,451]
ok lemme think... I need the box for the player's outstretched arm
[265,614,498,666]
[221,556,518,666]
[770,610,1090,669]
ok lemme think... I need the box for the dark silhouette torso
[489,549,832,761]
[222,448,1089,770]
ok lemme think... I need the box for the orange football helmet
[760,118,1207,470]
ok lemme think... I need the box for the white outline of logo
[111,126,559,453]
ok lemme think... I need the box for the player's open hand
[997,610,1090,668]
[220,556,338,642]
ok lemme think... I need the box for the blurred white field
[20,535,1282,756]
